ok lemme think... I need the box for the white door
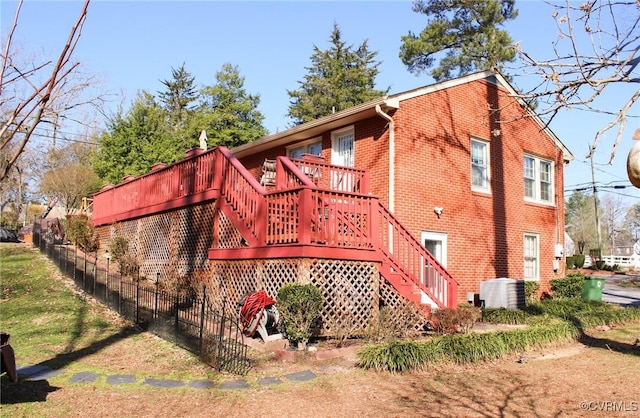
[331,130,354,190]
[422,231,447,267]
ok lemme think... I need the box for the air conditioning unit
[479,278,525,310]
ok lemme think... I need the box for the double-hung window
[287,138,322,159]
[524,233,539,280]
[471,138,489,192]
[524,154,553,204]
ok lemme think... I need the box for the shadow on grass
[383,371,563,418]
[1,325,141,405]
[577,332,640,356]
[0,377,59,404]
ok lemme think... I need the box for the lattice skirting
[94,201,422,337]
[205,258,380,337]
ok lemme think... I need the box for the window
[331,127,354,167]
[422,231,447,267]
[471,139,489,192]
[287,138,322,159]
[524,155,554,204]
[524,233,539,280]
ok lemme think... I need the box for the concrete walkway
[15,364,317,390]
[602,274,640,307]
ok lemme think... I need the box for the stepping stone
[189,380,217,389]
[17,364,63,380]
[17,364,49,377]
[69,371,100,383]
[283,370,316,382]
[258,376,282,386]
[143,378,184,388]
[106,374,136,385]
[219,379,250,390]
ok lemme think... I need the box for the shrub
[595,260,607,270]
[574,254,586,268]
[357,339,430,373]
[550,273,584,299]
[277,283,323,348]
[365,304,427,343]
[565,256,576,269]
[482,308,528,325]
[66,215,99,252]
[432,305,482,334]
[524,281,540,303]
[357,300,640,372]
[108,236,138,276]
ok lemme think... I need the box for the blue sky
[2,0,638,205]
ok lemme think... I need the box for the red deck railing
[91,146,457,309]
[376,202,458,308]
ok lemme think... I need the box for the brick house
[91,70,573,335]
[232,70,573,300]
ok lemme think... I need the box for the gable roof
[232,70,574,162]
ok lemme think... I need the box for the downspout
[375,105,395,212]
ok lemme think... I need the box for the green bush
[277,283,323,348]
[357,300,640,372]
[565,256,576,269]
[595,260,607,270]
[550,273,584,299]
[482,308,528,325]
[574,254,586,268]
[66,215,99,252]
[524,281,540,303]
[357,340,430,373]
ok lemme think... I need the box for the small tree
[277,283,323,349]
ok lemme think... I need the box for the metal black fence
[32,229,250,375]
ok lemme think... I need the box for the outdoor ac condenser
[479,278,526,310]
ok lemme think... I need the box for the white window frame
[524,154,554,205]
[471,138,490,193]
[524,233,539,280]
[331,126,355,167]
[421,231,448,268]
[286,138,322,159]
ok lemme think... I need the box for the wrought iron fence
[32,229,250,375]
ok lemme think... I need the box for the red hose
[239,290,276,335]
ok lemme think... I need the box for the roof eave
[231,97,398,158]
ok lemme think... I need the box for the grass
[1,245,117,365]
[0,244,211,381]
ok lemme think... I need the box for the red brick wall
[385,79,566,301]
[236,78,567,303]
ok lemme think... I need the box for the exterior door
[331,130,354,190]
[422,231,447,267]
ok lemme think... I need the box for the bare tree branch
[0,0,91,181]
[510,0,639,164]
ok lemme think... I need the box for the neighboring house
[90,70,573,335]
[232,71,573,299]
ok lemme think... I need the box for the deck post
[298,188,312,245]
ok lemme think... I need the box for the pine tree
[287,23,388,125]
[400,0,518,81]
[158,63,199,131]
[195,63,267,148]
[92,92,180,184]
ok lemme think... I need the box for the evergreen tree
[400,0,518,81]
[195,63,267,148]
[287,23,388,125]
[92,91,180,184]
[158,63,199,131]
